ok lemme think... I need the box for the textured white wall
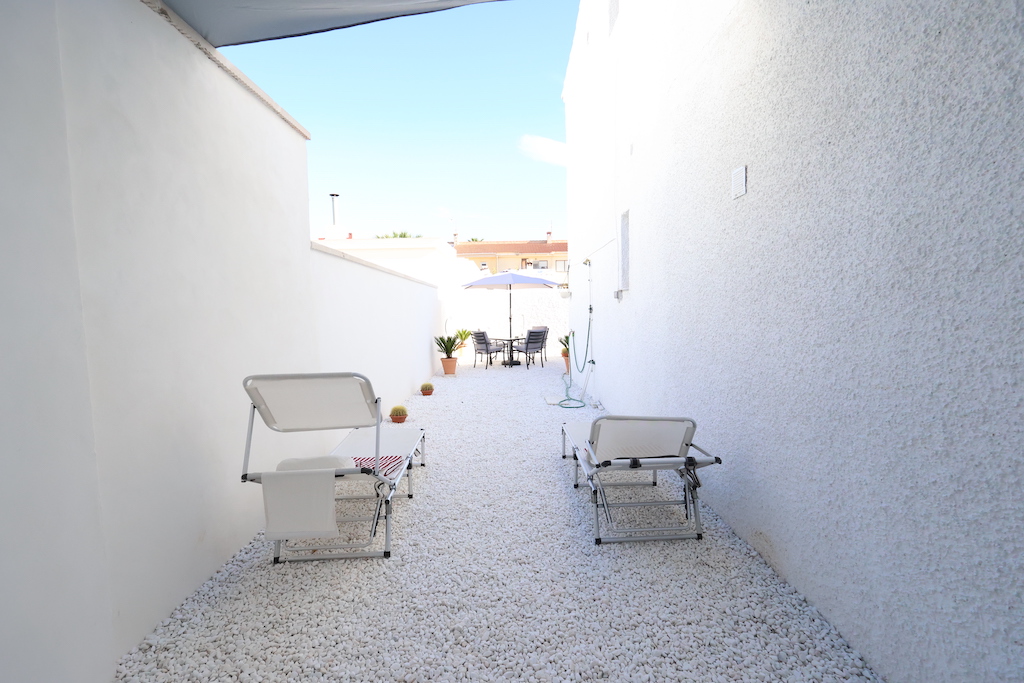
[565,1,1023,681]
[1,3,452,676]
[0,3,114,682]
[311,244,441,410]
[2,0,370,678]
[56,0,321,662]
[310,239,571,346]
[314,237,462,286]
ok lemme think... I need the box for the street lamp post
[329,193,339,225]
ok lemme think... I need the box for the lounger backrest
[243,373,378,432]
[589,416,697,460]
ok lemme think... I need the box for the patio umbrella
[463,272,558,339]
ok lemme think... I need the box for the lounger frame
[562,416,721,545]
[240,372,425,562]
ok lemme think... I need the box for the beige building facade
[454,233,568,274]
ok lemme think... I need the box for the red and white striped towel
[352,455,406,479]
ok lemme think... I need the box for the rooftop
[455,240,569,256]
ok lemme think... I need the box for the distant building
[453,232,568,274]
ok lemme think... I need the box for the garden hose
[558,255,596,409]
[558,372,585,408]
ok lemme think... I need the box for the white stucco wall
[0,4,114,682]
[311,244,441,410]
[2,0,356,678]
[565,2,1023,682]
[57,0,321,664]
[314,238,571,347]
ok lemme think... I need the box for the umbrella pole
[508,287,513,338]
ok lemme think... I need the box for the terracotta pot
[440,357,458,375]
[421,390,433,396]
[391,414,407,423]
[563,354,570,374]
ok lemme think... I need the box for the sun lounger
[241,372,425,562]
[562,416,720,544]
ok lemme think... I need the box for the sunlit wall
[564,1,1023,681]
[0,0,443,680]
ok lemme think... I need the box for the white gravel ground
[116,362,881,682]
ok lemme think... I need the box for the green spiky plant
[434,335,460,358]
[390,405,407,417]
[420,383,434,392]
[559,335,570,357]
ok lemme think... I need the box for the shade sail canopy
[463,272,558,289]
[162,0,504,47]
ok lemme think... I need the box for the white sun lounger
[562,416,720,544]
[241,372,425,562]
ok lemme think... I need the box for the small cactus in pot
[390,405,408,423]
[420,383,434,396]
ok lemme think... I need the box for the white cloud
[518,134,567,167]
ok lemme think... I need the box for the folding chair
[561,416,720,544]
[241,372,425,562]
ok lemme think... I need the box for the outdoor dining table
[495,337,524,366]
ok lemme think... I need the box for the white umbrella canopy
[463,272,558,339]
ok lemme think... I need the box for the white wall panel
[2,1,450,679]
[565,1,1023,681]
[58,0,318,664]
[0,3,115,681]
[311,246,441,411]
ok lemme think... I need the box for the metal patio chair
[530,326,550,360]
[512,328,547,368]
[471,331,505,368]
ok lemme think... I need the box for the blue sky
[221,0,580,241]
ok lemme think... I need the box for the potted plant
[435,335,460,374]
[454,329,472,358]
[389,405,408,423]
[559,335,571,374]
[420,382,434,396]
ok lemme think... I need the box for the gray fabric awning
[161,0,504,47]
